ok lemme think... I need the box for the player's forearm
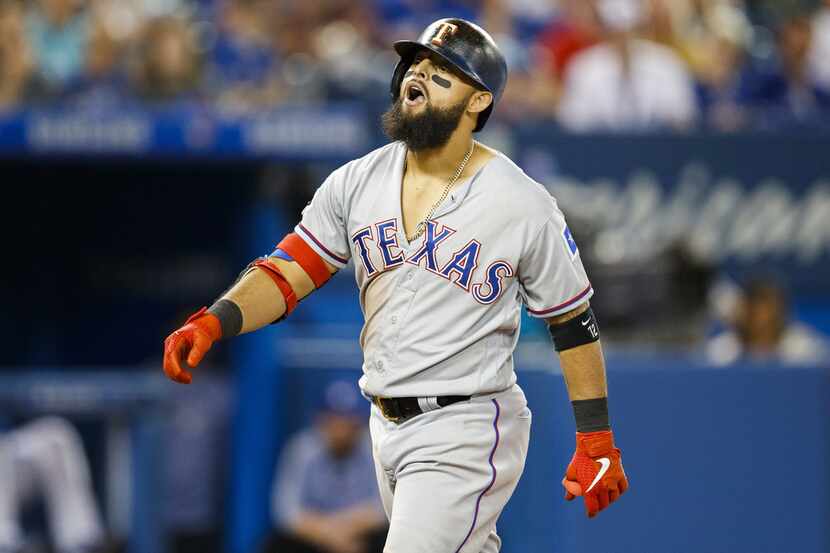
[547,302,610,432]
[162,237,339,383]
[558,341,608,401]
[560,342,612,433]
[547,302,607,400]
[220,257,315,334]
[220,267,286,334]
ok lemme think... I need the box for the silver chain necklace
[407,141,475,242]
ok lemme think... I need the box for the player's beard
[382,95,469,152]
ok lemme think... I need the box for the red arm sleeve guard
[276,233,333,288]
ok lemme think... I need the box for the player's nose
[411,57,431,78]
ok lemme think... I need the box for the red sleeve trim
[527,284,592,316]
[297,224,349,265]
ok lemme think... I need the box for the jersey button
[376,360,385,373]
[407,273,413,280]
[391,316,397,324]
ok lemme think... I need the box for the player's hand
[162,307,222,384]
[562,430,628,518]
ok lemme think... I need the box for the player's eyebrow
[412,51,449,68]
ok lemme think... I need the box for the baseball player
[163,18,628,553]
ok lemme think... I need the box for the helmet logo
[430,22,458,45]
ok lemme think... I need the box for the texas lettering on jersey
[351,219,514,305]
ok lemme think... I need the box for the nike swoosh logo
[586,457,611,493]
[581,318,591,326]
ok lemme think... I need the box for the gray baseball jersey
[295,141,592,398]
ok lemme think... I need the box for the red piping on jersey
[528,284,592,316]
[297,224,349,265]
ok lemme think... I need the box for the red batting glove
[562,430,628,518]
[162,307,222,384]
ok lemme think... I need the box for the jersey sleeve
[294,168,351,269]
[518,209,593,318]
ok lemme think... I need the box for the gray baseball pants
[369,384,531,553]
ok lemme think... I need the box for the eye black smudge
[431,74,451,89]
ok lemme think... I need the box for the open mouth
[404,82,427,106]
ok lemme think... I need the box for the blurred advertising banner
[0,104,371,161]
[512,129,830,297]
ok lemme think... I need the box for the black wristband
[572,397,610,433]
[548,307,600,352]
[207,299,243,339]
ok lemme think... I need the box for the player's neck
[406,132,475,180]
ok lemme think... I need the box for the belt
[372,395,471,424]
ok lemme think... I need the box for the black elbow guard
[547,307,600,352]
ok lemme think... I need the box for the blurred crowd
[0,0,829,131]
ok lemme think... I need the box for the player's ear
[466,90,493,115]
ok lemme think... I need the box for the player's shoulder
[480,146,560,220]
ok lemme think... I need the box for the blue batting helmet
[390,18,508,132]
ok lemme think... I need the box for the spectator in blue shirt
[737,12,830,129]
[263,379,386,553]
[207,0,280,112]
[690,4,753,132]
[25,0,89,98]
[63,17,132,110]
